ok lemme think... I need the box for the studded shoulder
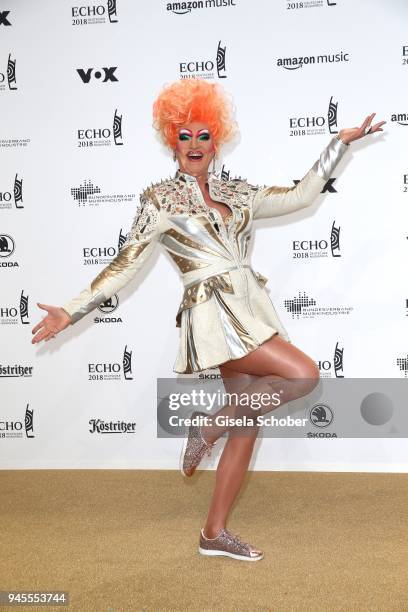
[140,176,175,211]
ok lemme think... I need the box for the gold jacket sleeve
[62,190,161,324]
[252,135,349,220]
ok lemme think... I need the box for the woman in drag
[32,78,385,561]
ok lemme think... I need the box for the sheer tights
[202,334,319,538]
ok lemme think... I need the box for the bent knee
[302,360,320,381]
[293,359,320,393]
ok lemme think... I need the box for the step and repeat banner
[1,0,407,470]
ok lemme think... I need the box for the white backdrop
[1,0,407,470]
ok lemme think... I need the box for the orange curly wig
[152,79,237,151]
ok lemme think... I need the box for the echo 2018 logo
[71,0,118,25]
[77,109,123,147]
[0,174,23,209]
[0,289,29,325]
[0,405,35,439]
[179,41,227,79]
[0,53,17,91]
[289,96,340,137]
[88,346,133,381]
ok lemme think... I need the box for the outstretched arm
[252,113,386,220]
[31,190,161,344]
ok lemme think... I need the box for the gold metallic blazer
[62,135,349,359]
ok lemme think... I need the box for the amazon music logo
[283,291,353,319]
[0,234,19,267]
[292,220,342,259]
[0,405,35,440]
[286,0,338,10]
[277,51,349,70]
[0,10,12,26]
[82,228,126,265]
[0,174,23,209]
[77,109,123,147]
[76,66,118,83]
[94,294,123,324]
[71,0,118,25]
[179,40,227,79]
[71,179,135,207]
[289,96,340,137]
[391,112,408,127]
[318,341,345,378]
[167,0,236,15]
[0,53,17,91]
[0,289,29,325]
[88,345,133,381]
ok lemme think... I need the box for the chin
[184,163,209,176]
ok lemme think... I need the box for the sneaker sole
[179,409,196,477]
[179,429,191,477]
[198,547,264,562]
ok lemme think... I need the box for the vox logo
[0,11,11,26]
[76,67,118,83]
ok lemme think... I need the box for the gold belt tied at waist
[175,265,269,328]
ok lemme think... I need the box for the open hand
[339,113,386,145]
[31,303,71,344]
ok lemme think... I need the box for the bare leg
[201,334,319,444]
[203,334,319,538]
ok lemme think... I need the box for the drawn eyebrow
[179,128,193,136]
[196,129,210,136]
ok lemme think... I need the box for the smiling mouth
[187,151,204,161]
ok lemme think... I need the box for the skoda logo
[0,234,15,258]
[309,403,334,428]
[97,294,119,314]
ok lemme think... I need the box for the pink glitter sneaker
[199,528,264,562]
[180,410,216,477]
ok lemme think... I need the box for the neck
[178,167,210,191]
[195,171,209,192]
